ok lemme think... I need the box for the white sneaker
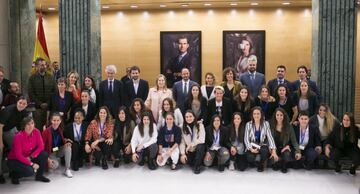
[64,169,73,178]
[229,161,235,171]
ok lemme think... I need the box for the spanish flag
[33,15,50,63]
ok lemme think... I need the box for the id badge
[299,145,305,150]
[52,147,59,152]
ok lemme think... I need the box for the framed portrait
[160,31,201,87]
[223,30,266,78]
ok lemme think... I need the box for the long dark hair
[161,98,175,118]
[187,84,203,102]
[234,86,252,112]
[209,114,222,130]
[138,111,155,138]
[229,112,245,143]
[296,80,316,99]
[250,106,265,125]
[129,98,145,121]
[116,106,132,135]
[182,110,200,135]
[274,84,291,101]
[341,112,357,143]
[82,75,97,90]
[270,108,291,142]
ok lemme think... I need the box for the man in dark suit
[99,65,124,117]
[52,61,61,81]
[165,36,199,87]
[207,86,233,126]
[291,65,321,101]
[239,55,266,98]
[121,67,131,84]
[172,68,197,114]
[267,65,291,96]
[124,66,149,106]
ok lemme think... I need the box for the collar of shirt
[182,80,188,86]
[215,101,223,107]
[180,52,187,58]
[133,79,140,84]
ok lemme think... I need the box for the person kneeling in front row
[7,117,50,184]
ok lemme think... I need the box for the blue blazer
[172,80,197,113]
[267,78,291,96]
[240,72,266,98]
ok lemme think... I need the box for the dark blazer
[48,91,74,122]
[325,125,360,149]
[184,96,208,122]
[267,78,291,96]
[124,79,149,106]
[293,125,321,150]
[165,52,199,87]
[70,101,97,123]
[291,79,321,101]
[63,122,89,143]
[99,79,124,117]
[172,80,197,114]
[292,92,319,117]
[204,126,232,151]
[240,72,266,98]
[207,97,233,126]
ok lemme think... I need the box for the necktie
[109,80,113,92]
[177,55,183,64]
[184,82,188,95]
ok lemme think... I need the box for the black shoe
[114,160,120,168]
[35,176,50,183]
[139,159,145,166]
[218,165,225,172]
[72,161,79,171]
[304,163,313,171]
[148,159,157,170]
[257,165,264,172]
[281,167,288,173]
[78,161,83,168]
[102,159,108,170]
[0,174,5,184]
[194,166,201,174]
[11,178,19,185]
[272,164,280,171]
[95,159,100,166]
[335,163,341,173]
[349,166,356,176]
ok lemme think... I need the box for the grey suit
[172,80,198,114]
[240,72,266,98]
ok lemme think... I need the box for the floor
[1,163,359,194]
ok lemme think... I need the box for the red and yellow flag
[33,15,50,63]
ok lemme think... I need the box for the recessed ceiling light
[48,7,56,10]
[282,2,291,5]
[160,4,167,8]
[181,4,189,7]
[230,3,237,6]
[102,6,110,9]
[204,3,212,6]
[130,5,138,8]
[251,2,259,6]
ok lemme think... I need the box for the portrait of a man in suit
[161,31,201,87]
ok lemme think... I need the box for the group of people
[0,56,359,185]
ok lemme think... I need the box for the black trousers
[187,143,205,168]
[71,141,87,167]
[330,147,360,167]
[230,154,247,171]
[111,140,132,163]
[93,142,111,161]
[135,143,158,165]
[7,151,48,179]
[246,145,270,166]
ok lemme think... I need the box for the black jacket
[325,125,360,149]
[293,125,321,149]
[124,79,149,106]
[207,97,233,126]
[184,96,208,122]
[63,122,89,143]
[70,101,97,123]
[204,126,232,152]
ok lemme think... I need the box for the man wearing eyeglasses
[267,65,291,96]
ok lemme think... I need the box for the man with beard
[240,55,266,98]
[28,57,56,130]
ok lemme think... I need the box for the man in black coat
[124,66,149,107]
[99,65,124,117]
[267,65,291,96]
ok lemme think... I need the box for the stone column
[0,0,9,76]
[59,0,101,84]
[312,0,357,117]
[9,0,36,92]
